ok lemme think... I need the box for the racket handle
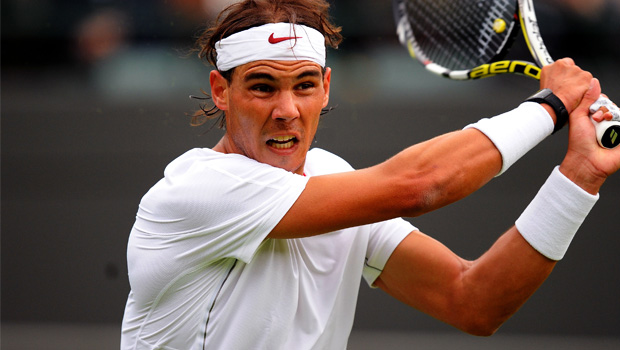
[589,96,620,149]
[591,118,620,149]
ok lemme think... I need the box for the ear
[210,70,229,111]
[322,67,332,108]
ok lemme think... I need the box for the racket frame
[517,0,553,68]
[393,0,620,148]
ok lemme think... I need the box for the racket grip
[589,96,620,149]
[591,118,620,149]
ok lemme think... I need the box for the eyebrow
[243,69,322,83]
[244,72,275,82]
[296,70,322,80]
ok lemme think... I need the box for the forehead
[232,60,324,81]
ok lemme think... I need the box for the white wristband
[464,102,554,176]
[515,166,599,260]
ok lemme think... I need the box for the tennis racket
[393,0,620,149]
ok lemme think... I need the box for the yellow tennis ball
[493,18,507,33]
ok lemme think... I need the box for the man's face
[211,60,331,174]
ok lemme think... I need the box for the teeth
[272,135,294,142]
[268,135,296,149]
[272,141,295,149]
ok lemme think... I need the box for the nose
[272,91,300,121]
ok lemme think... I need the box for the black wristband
[525,88,569,134]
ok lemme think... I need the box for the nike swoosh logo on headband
[268,33,302,44]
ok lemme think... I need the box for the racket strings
[398,0,516,71]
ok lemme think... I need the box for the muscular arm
[270,59,594,240]
[270,128,502,238]
[269,60,620,336]
[374,227,554,336]
[374,75,620,337]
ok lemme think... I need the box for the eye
[251,84,274,93]
[296,82,316,90]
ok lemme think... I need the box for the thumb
[573,78,601,116]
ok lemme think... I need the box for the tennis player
[120,1,620,349]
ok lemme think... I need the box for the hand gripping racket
[393,0,620,148]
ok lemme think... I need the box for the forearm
[383,128,501,217]
[459,166,599,333]
[458,227,556,335]
[377,167,599,336]
[375,227,554,336]
[388,101,558,217]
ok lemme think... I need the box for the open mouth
[267,135,297,149]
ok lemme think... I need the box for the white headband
[215,23,326,71]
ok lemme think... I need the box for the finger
[589,110,615,122]
[575,78,602,116]
[591,110,604,122]
[589,94,620,121]
[603,111,614,121]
